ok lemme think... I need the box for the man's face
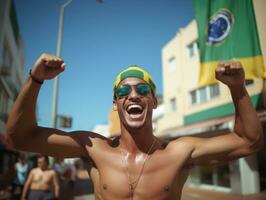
[113,77,157,130]
[37,157,48,170]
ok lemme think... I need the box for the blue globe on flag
[207,9,234,44]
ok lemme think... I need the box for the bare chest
[89,150,190,200]
[32,171,53,185]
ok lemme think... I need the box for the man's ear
[112,101,117,111]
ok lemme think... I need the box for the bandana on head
[113,65,156,99]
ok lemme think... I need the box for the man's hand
[215,61,245,89]
[31,53,66,82]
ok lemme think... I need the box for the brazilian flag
[193,0,265,86]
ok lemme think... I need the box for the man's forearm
[21,182,30,200]
[5,76,41,147]
[230,86,263,146]
[54,185,60,199]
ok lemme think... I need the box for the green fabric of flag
[193,0,264,86]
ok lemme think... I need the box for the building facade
[158,0,266,195]
[0,0,25,188]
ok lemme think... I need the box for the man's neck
[120,125,155,154]
[39,166,48,171]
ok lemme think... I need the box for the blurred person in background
[52,158,64,180]
[21,155,60,200]
[11,153,28,197]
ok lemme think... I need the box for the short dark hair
[37,154,49,165]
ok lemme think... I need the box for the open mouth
[126,104,144,116]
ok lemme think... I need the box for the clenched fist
[215,61,245,89]
[31,53,66,82]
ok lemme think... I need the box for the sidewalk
[182,187,266,200]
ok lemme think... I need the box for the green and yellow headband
[113,65,156,99]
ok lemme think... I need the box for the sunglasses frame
[115,83,152,99]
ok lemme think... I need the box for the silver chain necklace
[119,137,157,200]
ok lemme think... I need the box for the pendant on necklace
[130,184,134,191]
[130,183,134,191]
[129,179,137,192]
[120,137,157,199]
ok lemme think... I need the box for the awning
[159,109,266,139]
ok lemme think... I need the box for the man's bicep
[190,133,251,165]
[17,127,92,158]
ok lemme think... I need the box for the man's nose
[128,87,139,99]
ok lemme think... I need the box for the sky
[14,0,194,131]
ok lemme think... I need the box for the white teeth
[127,104,143,111]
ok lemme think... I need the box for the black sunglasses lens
[136,84,151,95]
[116,84,131,97]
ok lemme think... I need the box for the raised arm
[180,61,264,165]
[5,53,89,158]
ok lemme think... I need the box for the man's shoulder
[69,130,110,142]
[65,130,110,151]
[30,167,39,174]
[169,136,198,152]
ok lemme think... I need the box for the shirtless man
[21,155,60,200]
[6,53,264,200]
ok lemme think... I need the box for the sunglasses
[115,83,152,98]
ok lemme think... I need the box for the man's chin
[125,121,146,130]
[121,111,148,130]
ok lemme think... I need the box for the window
[191,90,197,105]
[170,97,177,111]
[245,80,254,86]
[168,57,176,72]
[187,40,198,58]
[209,84,219,98]
[190,84,220,105]
[0,83,9,123]
[198,87,207,103]
[187,43,194,57]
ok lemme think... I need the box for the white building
[157,0,266,195]
[0,0,25,182]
